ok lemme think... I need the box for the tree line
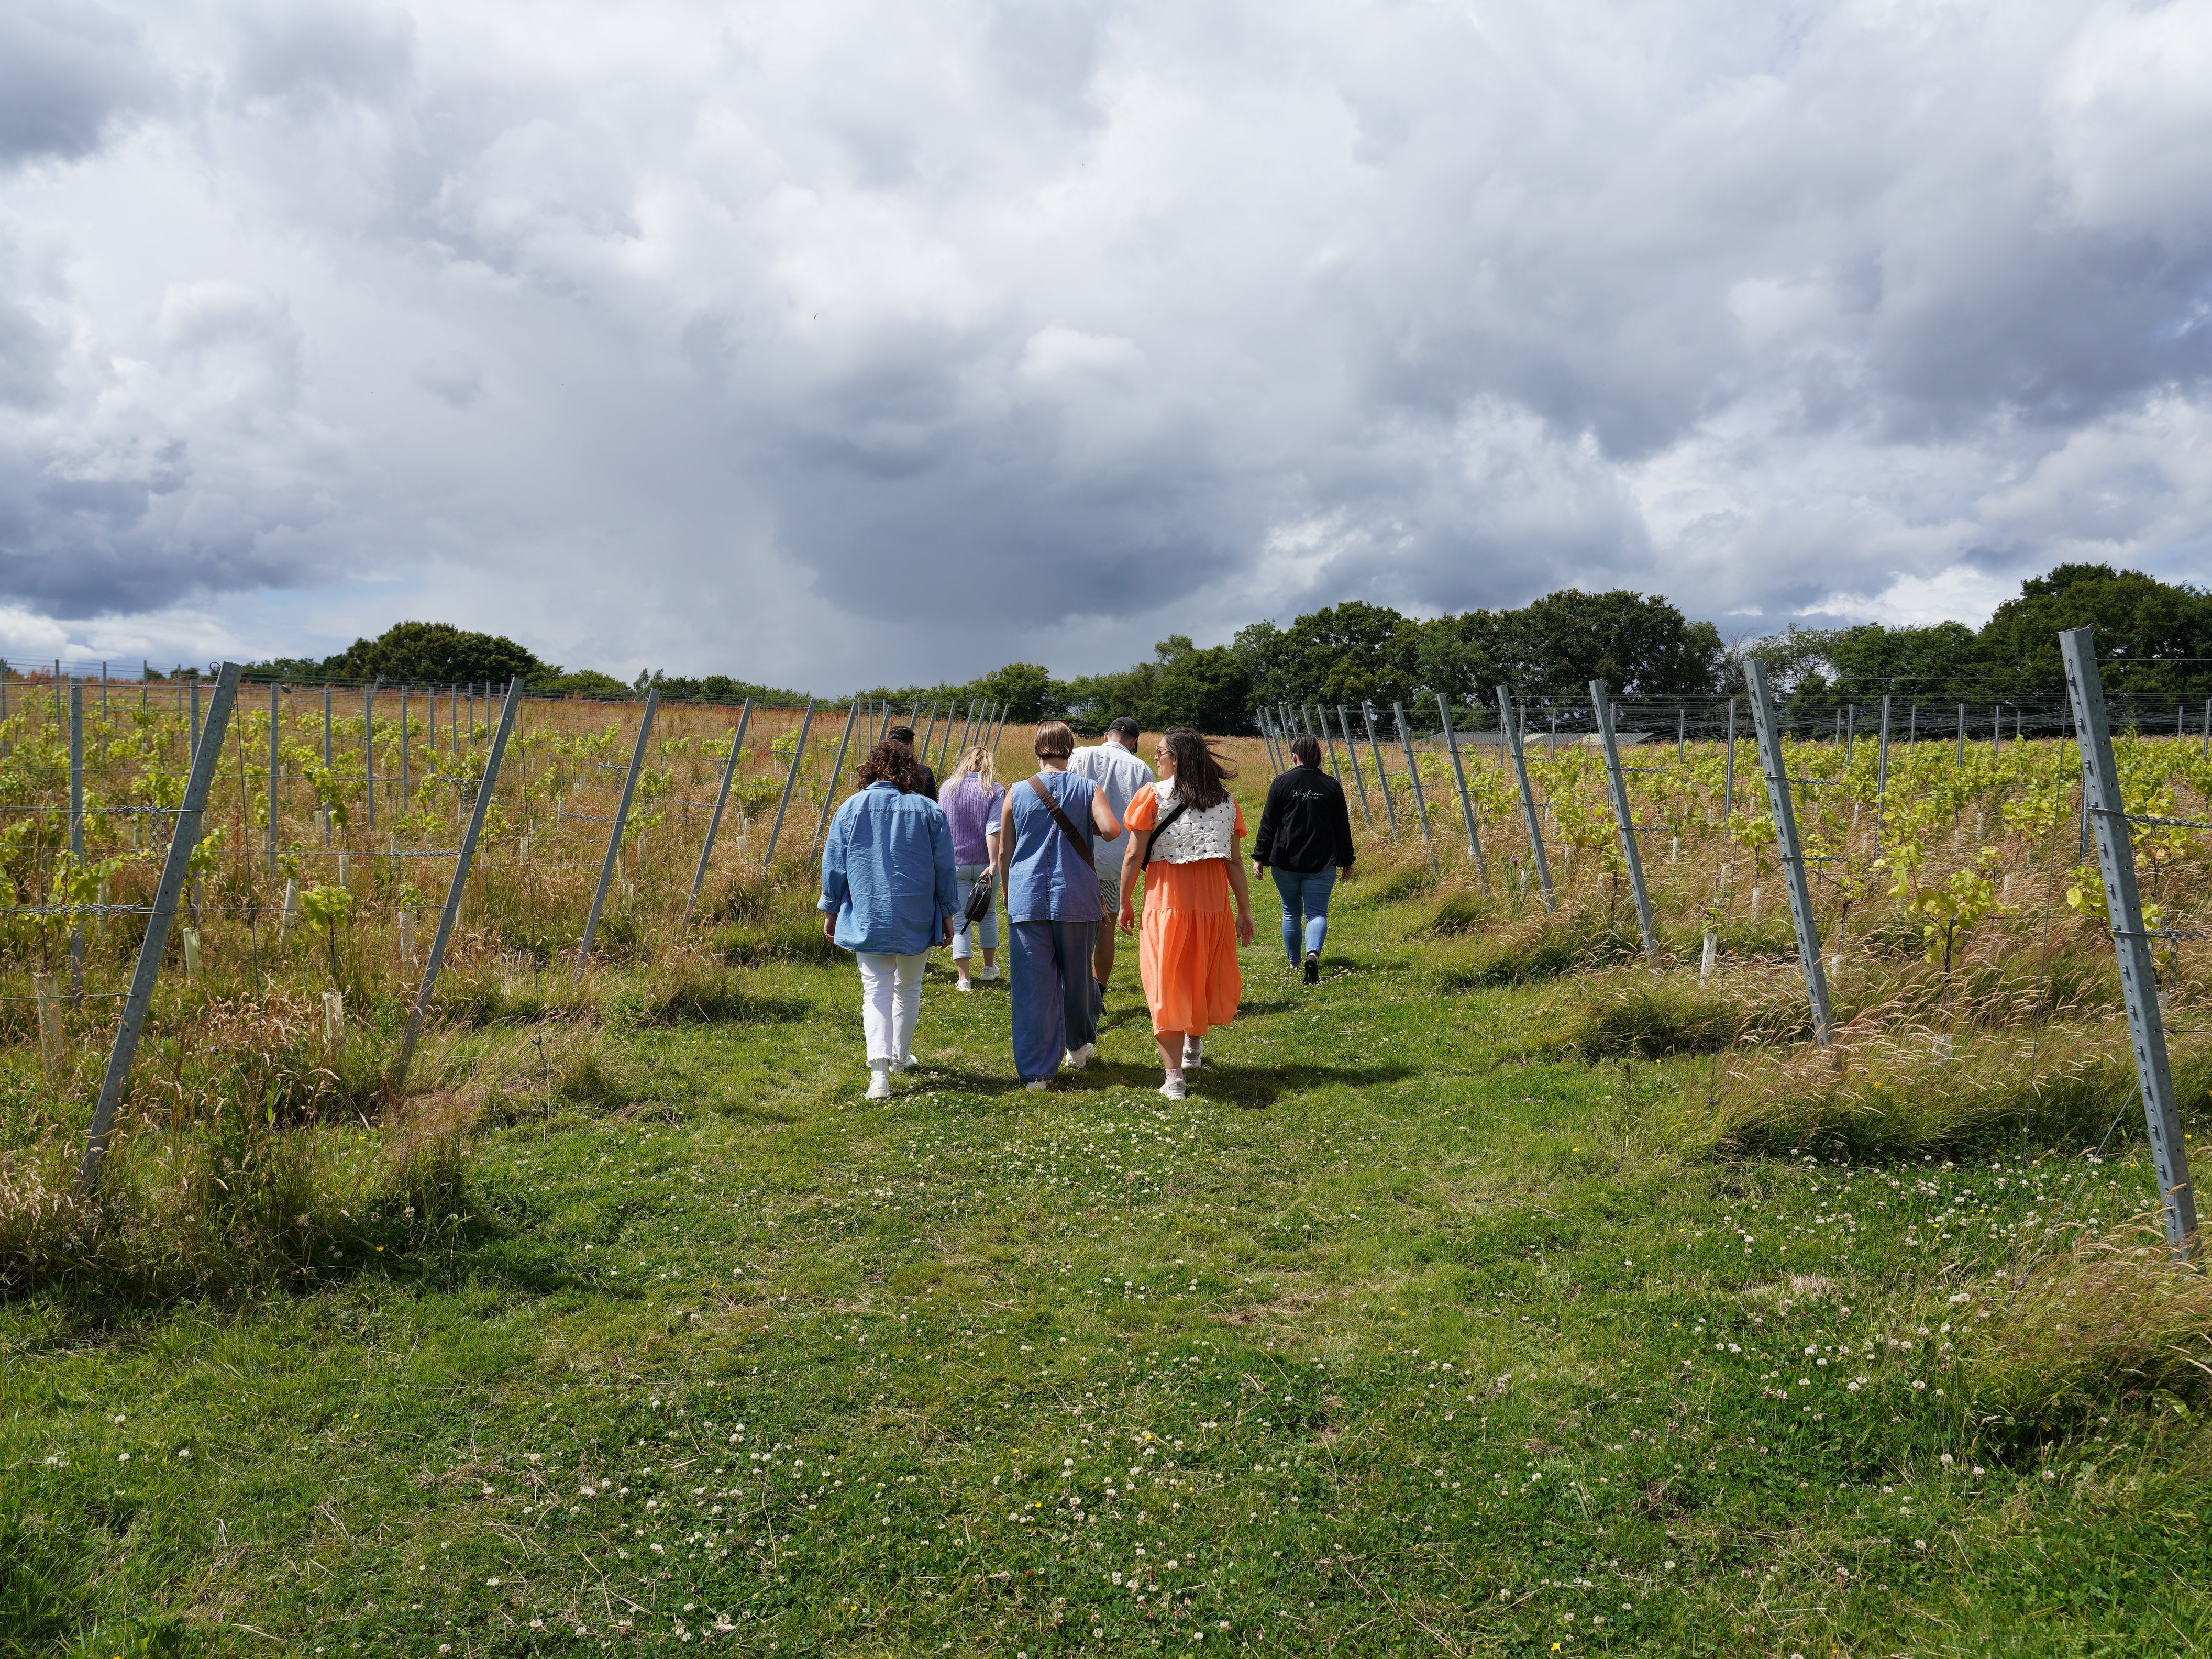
[251,562,2212,732]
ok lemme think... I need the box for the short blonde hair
[1032,721,1075,761]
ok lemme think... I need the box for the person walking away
[941,744,1004,989]
[1252,733,1356,983]
[997,721,1123,1090]
[886,725,939,800]
[1116,727,1254,1100]
[1068,715,1154,999]
[819,740,960,1099]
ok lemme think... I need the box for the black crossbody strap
[1140,798,1190,871]
[1027,774,1095,870]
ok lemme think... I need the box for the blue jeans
[1272,865,1337,963]
[1010,919,1101,1081]
[952,862,997,959]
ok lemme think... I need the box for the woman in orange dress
[1115,727,1255,1099]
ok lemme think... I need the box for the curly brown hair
[855,739,932,793]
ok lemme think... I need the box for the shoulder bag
[1138,797,1190,871]
[1027,774,1095,870]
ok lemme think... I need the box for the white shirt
[1067,739,1156,876]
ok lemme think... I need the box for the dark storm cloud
[0,3,164,167]
[3,0,2211,677]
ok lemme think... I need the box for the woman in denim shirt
[994,721,1123,1089]
[819,741,961,1099]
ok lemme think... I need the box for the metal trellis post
[1592,680,1658,963]
[2059,627,2198,1252]
[267,684,280,875]
[1361,702,1399,833]
[68,680,84,999]
[1335,705,1372,825]
[1497,685,1556,911]
[576,688,659,978]
[392,678,522,1094]
[1434,695,1489,892]
[364,679,380,830]
[1392,702,1439,878]
[761,698,817,868]
[1876,694,1892,847]
[75,662,242,1197]
[1722,696,1737,823]
[1956,702,1966,765]
[685,698,753,923]
[809,702,862,858]
[1745,658,1832,1045]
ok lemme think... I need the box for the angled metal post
[1722,696,1737,823]
[1677,704,1686,762]
[809,702,863,858]
[1992,704,2001,758]
[576,688,659,977]
[391,678,522,1094]
[1745,658,1832,1044]
[761,698,817,868]
[1497,685,1556,911]
[1876,694,1892,848]
[267,684,280,876]
[1956,702,1966,765]
[685,697,753,922]
[1335,705,1371,824]
[68,680,84,999]
[398,683,409,804]
[2060,627,2198,1252]
[1360,702,1399,833]
[1592,680,1659,964]
[1256,712,1276,772]
[1435,694,1488,893]
[1844,704,1855,766]
[76,662,242,1196]
[1392,702,1439,878]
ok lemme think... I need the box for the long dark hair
[1160,727,1234,811]
[856,739,931,793]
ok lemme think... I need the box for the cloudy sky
[4,0,2210,688]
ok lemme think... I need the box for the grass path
[4,877,2208,1655]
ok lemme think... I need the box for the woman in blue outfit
[994,721,1124,1089]
[1251,733,1356,984]
[819,740,961,1099]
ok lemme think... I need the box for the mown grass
[5,855,2212,1654]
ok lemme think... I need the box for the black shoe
[1303,953,1320,985]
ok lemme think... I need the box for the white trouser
[855,951,926,1067]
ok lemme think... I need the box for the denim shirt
[818,783,960,956]
[1005,770,1103,923]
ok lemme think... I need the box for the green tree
[305,621,553,686]
[1977,563,2212,700]
[969,663,1063,722]
[1509,589,1722,702]
[1277,602,1423,710]
[1823,621,1988,700]
[1148,646,1252,733]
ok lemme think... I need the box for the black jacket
[1253,765,1356,874]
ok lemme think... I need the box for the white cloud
[2,0,2209,688]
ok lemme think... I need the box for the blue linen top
[1005,770,1103,923]
[817,782,961,956]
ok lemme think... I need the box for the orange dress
[1124,785,1245,1038]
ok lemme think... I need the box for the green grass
[5,877,2211,1656]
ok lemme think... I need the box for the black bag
[962,867,995,925]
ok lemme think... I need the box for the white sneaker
[898,1056,920,1072]
[1025,1079,1049,1092]
[866,1068,892,1100]
[956,977,975,992]
[1158,1075,1186,1101]
[1065,1043,1093,1071]
[977,966,1000,982]
[1182,1037,1204,1070]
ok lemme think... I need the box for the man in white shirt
[1067,716,1155,995]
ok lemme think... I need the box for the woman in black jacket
[1251,734,1356,983]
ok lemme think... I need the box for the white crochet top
[1144,779,1239,865]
